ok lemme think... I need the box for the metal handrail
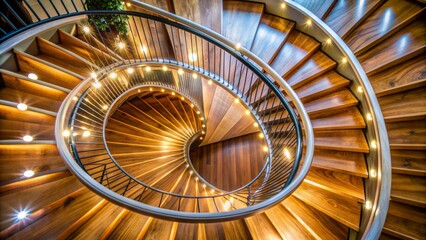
[1,2,314,221]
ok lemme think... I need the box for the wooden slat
[293,0,337,19]
[286,51,337,89]
[314,130,369,153]
[172,0,222,33]
[107,211,151,239]
[358,18,426,76]
[0,88,61,113]
[251,14,295,64]
[391,173,426,208]
[310,149,368,178]
[293,182,361,231]
[386,120,426,146]
[270,31,320,78]
[379,88,426,122]
[223,1,264,48]
[283,195,348,240]
[369,54,426,97]
[244,213,282,240]
[303,89,359,117]
[345,0,424,55]
[0,119,54,140]
[383,201,426,239]
[265,204,315,239]
[0,104,55,126]
[304,167,365,202]
[324,0,385,38]
[391,150,426,176]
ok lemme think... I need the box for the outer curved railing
[2,3,314,222]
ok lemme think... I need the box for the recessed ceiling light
[23,135,33,142]
[17,103,27,111]
[27,73,38,80]
[23,170,34,178]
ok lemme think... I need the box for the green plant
[86,0,129,34]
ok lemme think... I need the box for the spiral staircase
[0,0,424,239]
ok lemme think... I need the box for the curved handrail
[4,8,313,221]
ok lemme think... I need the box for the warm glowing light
[91,72,97,78]
[23,135,33,142]
[181,97,184,100]
[254,122,259,128]
[63,130,70,137]
[28,73,38,80]
[178,69,184,75]
[306,19,312,26]
[172,92,175,96]
[357,86,363,93]
[23,170,34,178]
[234,98,239,104]
[149,87,153,91]
[200,137,203,140]
[83,131,91,137]
[284,147,291,159]
[280,2,286,8]
[188,53,197,62]
[192,73,197,79]
[202,124,205,128]
[190,170,193,175]
[190,104,194,108]
[200,117,204,121]
[140,45,148,54]
[202,131,205,134]
[366,113,372,121]
[127,68,134,74]
[17,103,27,111]
[202,184,206,188]
[138,89,141,93]
[72,96,78,101]
[161,89,165,92]
[195,177,199,181]
[211,189,215,194]
[102,105,108,110]
[17,211,28,220]
[370,169,377,178]
[371,140,377,149]
[162,66,168,71]
[326,38,332,44]
[208,80,213,85]
[342,57,348,63]
[109,72,117,79]
[117,42,125,49]
[196,111,200,115]
[259,133,264,139]
[236,42,241,50]
[83,26,90,34]
[92,81,101,88]
[263,146,269,152]
[84,98,90,102]
[145,66,151,72]
[245,110,250,115]
[126,2,131,7]
[365,200,372,210]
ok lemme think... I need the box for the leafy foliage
[86,0,129,34]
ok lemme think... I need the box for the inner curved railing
[44,10,313,221]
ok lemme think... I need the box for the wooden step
[391,150,426,176]
[369,53,426,97]
[14,50,80,89]
[221,220,252,240]
[379,88,426,122]
[345,0,424,55]
[294,71,350,102]
[244,213,282,240]
[314,130,369,153]
[283,195,348,240]
[383,201,426,239]
[387,120,426,146]
[324,0,385,39]
[0,88,61,113]
[391,173,426,208]
[359,17,426,76]
[58,29,118,66]
[304,167,365,202]
[140,218,174,239]
[270,31,320,78]
[293,182,361,231]
[223,1,264,48]
[0,119,54,140]
[286,51,337,89]
[106,210,150,239]
[172,0,222,33]
[251,14,294,64]
[0,104,55,126]
[303,89,359,117]
[293,0,337,19]
[310,149,368,178]
[265,203,315,239]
